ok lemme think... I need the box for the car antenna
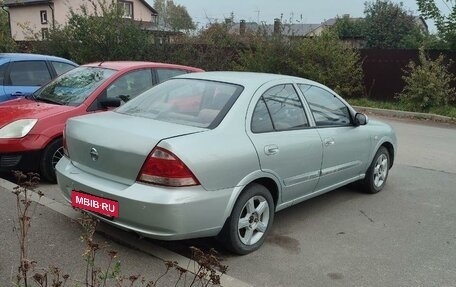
[98,61,105,66]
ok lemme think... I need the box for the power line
[441,0,452,12]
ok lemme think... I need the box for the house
[2,0,160,41]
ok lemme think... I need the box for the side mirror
[354,113,368,126]
[99,98,121,108]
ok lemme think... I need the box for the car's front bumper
[56,156,234,240]
[0,150,41,173]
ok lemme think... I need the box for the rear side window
[0,63,7,85]
[251,84,308,132]
[9,61,51,86]
[156,69,187,83]
[117,78,243,128]
[51,61,76,75]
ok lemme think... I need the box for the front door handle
[324,138,335,147]
[264,144,279,155]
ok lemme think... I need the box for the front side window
[156,68,187,83]
[9,61,51,86]
[298,84,351,127]
[117,79,243,128]
[32,66,116,106]
[252,84,308,132]
[106,69,153,102]
[118,1,133,19]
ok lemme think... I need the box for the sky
[147,0,450,33]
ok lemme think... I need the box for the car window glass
[116,78,243,129]
[251,97,274,133]
[32,66,115,106]
[0,63,7,85]
[156,69,187,83]
[261,84,309,131]
[106,69,153,102]
[298,85,351,127]
[51,61,76,75]
[9,61,52,86]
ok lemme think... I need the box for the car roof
[177,71,322,88]
[84,61,204,72]
[0,53,77,65]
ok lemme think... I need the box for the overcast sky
[147,0,450,33]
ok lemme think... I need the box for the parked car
[56,72,397,254]
[0,61,203,182]
[0,53,78,102]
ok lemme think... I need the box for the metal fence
[359,49,456,101]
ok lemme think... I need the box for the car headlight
[0,119,38,139]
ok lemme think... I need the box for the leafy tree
[398,49,455,111]
[417,0,456,50]
[153,0,195,31]
[333,15,366,39]
[34,0,150,63]
[289,31,364,97]
[364,0,426,48]
[0,1,17,52]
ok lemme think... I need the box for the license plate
[71,190,119,218]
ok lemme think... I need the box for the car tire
[40,138,64,183]
[362,146,390,194]
[219,183,274,255]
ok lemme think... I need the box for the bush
[289,31,364,97]
[398,49,455,112]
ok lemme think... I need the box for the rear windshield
[32,66,115,106]
[116,78,243,128]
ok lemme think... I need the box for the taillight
[138,147,199,187]
[63,128,69,158]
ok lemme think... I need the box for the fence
[359,49,456,101]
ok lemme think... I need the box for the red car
[0,61,203,182]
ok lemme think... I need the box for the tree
[34,0,150,63]
[289,31,364,97]
[0,1,17,52]
[417,0,456,50]
[153,0,195,31]
[364,0,425,48]
[332,15,366,39]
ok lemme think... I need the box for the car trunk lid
[65,111,206,185]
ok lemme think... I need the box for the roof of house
[3,0,50,7]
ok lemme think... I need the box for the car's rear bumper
[56,156,233,241]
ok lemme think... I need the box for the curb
[353,105,456,124]
[0,178,252,287]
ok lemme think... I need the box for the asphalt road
[1,116,456,287]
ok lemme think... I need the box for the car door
[298,84,371,191]
[247,83,323,204]
[3,60,52,100]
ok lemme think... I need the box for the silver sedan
[56,72,397,254]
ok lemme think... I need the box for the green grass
[347,98,456,119]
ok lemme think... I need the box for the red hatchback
[0,61,203,182]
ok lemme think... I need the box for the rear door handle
[11,91,24,96]
[264,144,279,155]
[324,138,335,147]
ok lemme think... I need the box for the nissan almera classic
[56,72,397,254]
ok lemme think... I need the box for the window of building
[118,1,133,19]
[40,10,48,24]
[41,28,49,40]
